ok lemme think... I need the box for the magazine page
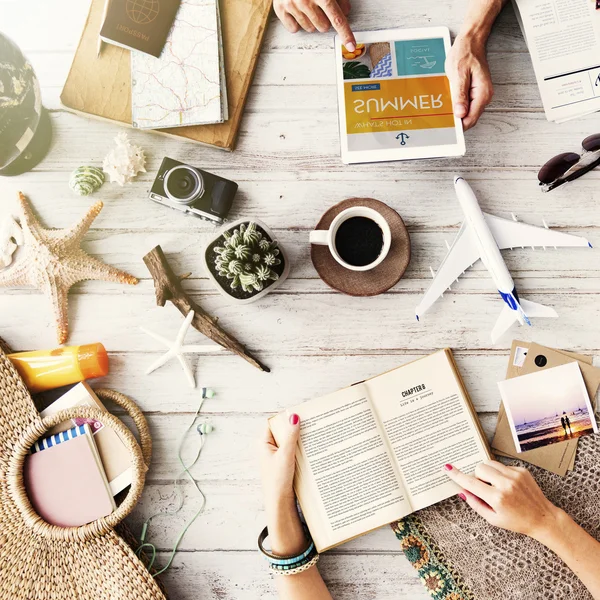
[335,26,465,164]
[270,384,411,551]
[365,350,489,512]
[513,0,600,121]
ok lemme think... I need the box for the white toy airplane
[416,176,593,342]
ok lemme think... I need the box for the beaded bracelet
[270,553,320,576]
[258,526,320,576]
[268,545,317,572]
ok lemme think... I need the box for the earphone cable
[136,389,211,576]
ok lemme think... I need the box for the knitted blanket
[393,435,600,600]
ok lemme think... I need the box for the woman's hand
[445,34,494,130]
[273,0,356,51]
[444,461,562,540]
[260,414,307,556]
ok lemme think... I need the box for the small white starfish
[141,310,222,388]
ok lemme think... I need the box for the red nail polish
[458,493,466,501]
[444,464,453,471]
[290,413,299,426]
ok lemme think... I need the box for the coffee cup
[309,206,392,271]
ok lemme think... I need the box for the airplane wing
[415,221,481,319]
[483,213,591,250]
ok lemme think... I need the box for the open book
[270,349,491,552]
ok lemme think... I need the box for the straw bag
[0,345,167,600]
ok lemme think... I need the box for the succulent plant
[213,222,282,293]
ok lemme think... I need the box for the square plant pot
[202,218,290,304]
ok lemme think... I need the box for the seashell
[102,133,146,186]
[69,166,105,196]
[0,217,23,268]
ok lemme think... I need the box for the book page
[270,384,411,551]
[365,350,489,511]
[513,0,600,121]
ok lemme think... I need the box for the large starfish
[0,192,138,344]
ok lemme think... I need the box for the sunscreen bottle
[7,343,109,393]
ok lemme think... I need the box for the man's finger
[447,64,470,120]
[302,4,331,32]
[444,464,496,503]
[463,91,489,130]
[463,77,493,130]
[337,0,351,16]
[274,5,301,33]
[288,6,317,31]
[319,0,355,49]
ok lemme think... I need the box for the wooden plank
[3,173,600,231]
[151,550,430,599]
[97,352,507,414]
[0,290,598,353]
[81,230,600,280]
[4,0,528,54]
[0,227,594,284]
[22,110,600,174]
[96,351,600,414]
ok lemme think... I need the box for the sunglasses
[538,134,600,192]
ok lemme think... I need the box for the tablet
[335,27,466,164]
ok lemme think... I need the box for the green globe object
[0,32,52,176]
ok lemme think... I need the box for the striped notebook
[24,424,116,527]
[30,423,88,453]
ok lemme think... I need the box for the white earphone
[136,387,215,576]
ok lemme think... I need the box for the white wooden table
[1,0,599,597]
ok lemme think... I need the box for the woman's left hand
[260,414,307,556]
[444,460,561,540]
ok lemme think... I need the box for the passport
[100,0,181,58]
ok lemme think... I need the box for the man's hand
[273,0,356,51]
[446,34,494,130]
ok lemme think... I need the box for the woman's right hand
[260,414,307,556]
[444,460,563,541]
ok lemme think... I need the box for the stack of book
[513,0,600,122]
[25,383,133,527]
[62,0,270,150]
[100,0,228,129]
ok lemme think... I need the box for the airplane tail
[491,298,558,343]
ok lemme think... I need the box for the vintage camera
[149,157,238,225]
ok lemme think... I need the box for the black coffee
[334,216,384,267]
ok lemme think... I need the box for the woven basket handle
[95,388,152,468]
[7,402,149,542]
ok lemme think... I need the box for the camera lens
[164,165,204,205]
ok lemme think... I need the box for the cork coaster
[311,198,411,296]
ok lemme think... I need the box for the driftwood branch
[143,245,270,373]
